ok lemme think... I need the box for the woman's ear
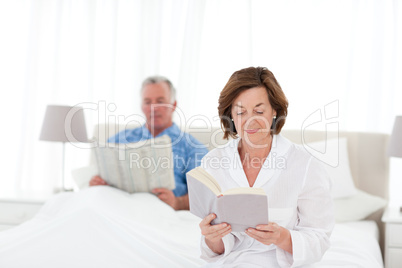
[271,114,277,131]
[230,116,237,133]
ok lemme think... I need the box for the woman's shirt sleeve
[276,157,335,267]
[200,233,236,262]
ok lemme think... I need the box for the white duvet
[0,187,383,268]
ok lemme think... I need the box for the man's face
[141,82,176,132]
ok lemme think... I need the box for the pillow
[334,189,387,222]
[71,165,99,189]
[304,138,357,199]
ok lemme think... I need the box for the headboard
[93,124,390,201]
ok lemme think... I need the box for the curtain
[0,0,401,201]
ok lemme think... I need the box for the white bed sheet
[310,221,383,267]
[341,220,380,242]
[0,187,383,268]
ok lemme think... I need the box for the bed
[0,126,389,267]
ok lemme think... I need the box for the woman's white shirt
[199,134,334,268]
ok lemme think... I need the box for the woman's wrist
[205,237,225,255]
[275,227,293,254]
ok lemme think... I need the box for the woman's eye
[237,111,244,115]
[255,111,263,114]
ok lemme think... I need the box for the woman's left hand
[245,222,292,253]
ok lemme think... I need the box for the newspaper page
[94,135,175,193]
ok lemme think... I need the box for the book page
[187,172,219,220]
[94,135,175,193]
[186,167,221,196]
[187,167,269,232]
[223,187,266,196]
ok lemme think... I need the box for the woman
[199,67,334,267]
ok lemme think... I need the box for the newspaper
[93,135,175,193]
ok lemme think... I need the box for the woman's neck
[238,135,273,161]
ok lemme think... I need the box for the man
[90,76,208,210]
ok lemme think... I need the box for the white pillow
[71,165,99,189]
[334,189,387,222]
[304,138,357,199]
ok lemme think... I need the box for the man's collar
[141,122,179,137]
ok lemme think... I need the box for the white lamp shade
[388,116,402,158]
[40,105,88,143]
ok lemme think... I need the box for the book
[93,135,175,193]
[186,166,269,232]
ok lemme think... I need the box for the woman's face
[231,87,276,147]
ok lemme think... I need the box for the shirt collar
[232,134,292,158]
[141,122,179,138]
[228,134,292,188]
[270,134,292,158]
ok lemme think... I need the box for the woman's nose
[243,113,255,124]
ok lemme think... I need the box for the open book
[93,135,175,193]
[187,167,268,232]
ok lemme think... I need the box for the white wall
[0,0,401,201]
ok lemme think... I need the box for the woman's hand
[89,175,108,186]
[245,222,293,254]
[199,214,232,255]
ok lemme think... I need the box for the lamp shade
[40,105,88,143]
[388,116,402,158]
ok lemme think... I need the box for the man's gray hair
[141,75,176,103]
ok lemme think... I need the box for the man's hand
[89,175,108,186]
[152,188,189,210]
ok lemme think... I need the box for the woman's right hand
[89,175,108,186]
[199,213,232,254]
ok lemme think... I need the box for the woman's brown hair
[218,66,288,139]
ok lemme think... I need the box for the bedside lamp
[40,105,88,191]
[388,116,402,158]
[388,116,402,212]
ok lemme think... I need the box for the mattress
[311,220,383,267]
[341,220,380,242]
